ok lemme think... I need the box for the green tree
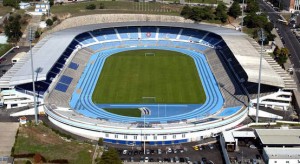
[180,5,192,19]
[46,19,53,26]
[35,31,40,38]
[49,0,54,6]
[98,138,103,146]
[274,47,289,66]
[264,22,274,33]
[215,2,228,23]
[277,48,289,66]
[244,13,268,28]
[3,0,20,8]
[228,1,242,18]
[99,3,105,9]
[97,148,122,164]
[86,4,96,10]
[245,0,259,13]
[4,15,23,43]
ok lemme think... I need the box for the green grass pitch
[92,49,206,104]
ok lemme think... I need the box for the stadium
[0,14,296,145]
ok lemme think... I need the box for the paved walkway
[0,122,19,156]
[19,15,42,46]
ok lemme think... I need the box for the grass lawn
[13,123,94,164]
[92,49,206,104]
[0,44,13,57]
[51,1,182,17]
[103,108,141,117]
[0,5,12,16]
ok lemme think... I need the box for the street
[259,0,300,86]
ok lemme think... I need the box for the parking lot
[104,141,224,164]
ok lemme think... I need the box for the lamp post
[139,107,151,155]
[256,28,266,123]
[28,27,38,125]
[241,0,245,32]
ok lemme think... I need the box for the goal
[144,53,156,56]
[142,97,156,103]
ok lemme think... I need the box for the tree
[96,148,122,164]
[46,19,53,26]
[228,1,242,18]
[245,0,259,13]
[86,4,96,10]
[3,0,20,8]
[4,15,23,43]
[264,22,274,33]
[98,138,103,146]
[180,5,192,19]
[35,31,40,38]
[244,13,268,28]
[215,2,228,23]
[274,47,289,66]
[99,3,105,9]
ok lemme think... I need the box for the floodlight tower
[28,27,38,125]
[256,28,266,123]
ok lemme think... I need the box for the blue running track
[70,46,224,123]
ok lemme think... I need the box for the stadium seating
[140,27,157,39]
[75,32,96,45]
[45,26,244,123]
[69,62,79,70]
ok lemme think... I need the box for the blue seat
[69,62,79,70]
[59,75,73,85]
[55,83,68,92]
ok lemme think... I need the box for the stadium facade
[0,17,295,145]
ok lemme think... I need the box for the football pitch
[92,49,206,104]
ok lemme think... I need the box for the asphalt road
[259,0,300,86]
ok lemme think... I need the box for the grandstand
[0,20,296,144]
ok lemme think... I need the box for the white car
[144,157,149,162]
[123,149,128,155]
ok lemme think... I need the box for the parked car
[158,148,162,154]
[130,157,134,162]
[175,156,179,163]
[122,149,128,155]
[208,144,214,149]
[167,147,172,153]
[145,157,149,162]
[146,149,150,154]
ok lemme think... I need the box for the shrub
[46,19,53,26]
[98,138,103,146]
[99,3,105,9]
[35,31,40,38]
[52,16,58,22]
[86,4,96,10]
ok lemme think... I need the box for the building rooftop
[256,129,300,145]
[264,147,300,159]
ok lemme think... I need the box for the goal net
[145,53,155,56]
[142,97,156,103]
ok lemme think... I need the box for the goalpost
[142,97,156,103]
[144,53,156,56]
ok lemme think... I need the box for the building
[277,0,300,13]
[255,129,300,147]
[263,147,300,164]
[19,2,30,9]
[34,1,50,15]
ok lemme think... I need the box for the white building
[35,1,50,15]
[19,2,30,10]
[263,147,300,164]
